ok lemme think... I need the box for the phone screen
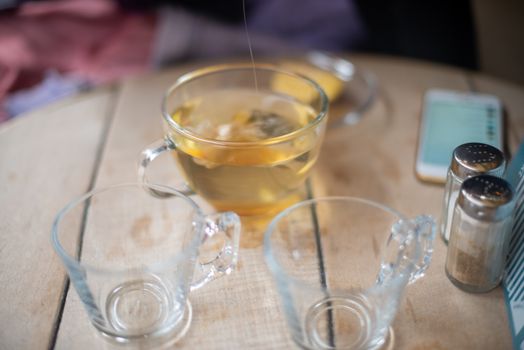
[417,90,503,182]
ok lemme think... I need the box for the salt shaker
[445,175,515,293]
[440,143,505,243]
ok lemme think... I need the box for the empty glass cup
[264,197,435,350]
[52,183,240,347]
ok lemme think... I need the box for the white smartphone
[416,89,504,183]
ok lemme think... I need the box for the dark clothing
[355,0,477,69]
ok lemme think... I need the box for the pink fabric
[0,0,156,120]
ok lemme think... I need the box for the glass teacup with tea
[139,64,328,218]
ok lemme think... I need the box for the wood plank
[54,64,296,349]
[54,56,520,349]
[314,54,473,214]
[312,55,512,349]
[0,87,117,350]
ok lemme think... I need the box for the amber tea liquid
[169,88,323,216]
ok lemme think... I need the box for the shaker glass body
[445,204,513,292]
[440,143,505,244]
[445,175,514,293]
[440,169,462,242]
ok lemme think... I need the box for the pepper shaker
[440,143,505,243]
[445,175,515,293]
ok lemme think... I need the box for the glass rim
[161,63,329,148]
[51,182,204,275]
[263,196,406,288]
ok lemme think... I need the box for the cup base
[295,326,393,350]
[380,327,394,350]
[302,295,395,350]
[97,299,193,348]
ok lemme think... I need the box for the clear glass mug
[139,64,328,217]
[264,197,435,350]
[51,183,240,347]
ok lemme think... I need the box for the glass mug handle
[407,215,436,283]
[377,215,436,286]
[191,212,241,291]
[138,137,193,197]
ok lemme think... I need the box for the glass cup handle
[138,137,193,197]
[377,215,436,286]
[191,212,241,291]
[407,215,436,284]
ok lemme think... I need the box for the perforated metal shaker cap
[457,175,514,221]
[451,143,505,179]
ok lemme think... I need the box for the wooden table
[1,55,523,349]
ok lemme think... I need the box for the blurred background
[0,0,523,122]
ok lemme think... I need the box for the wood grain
[57,57,518,349]
[3,55,521,350]
[0,88,117,350]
